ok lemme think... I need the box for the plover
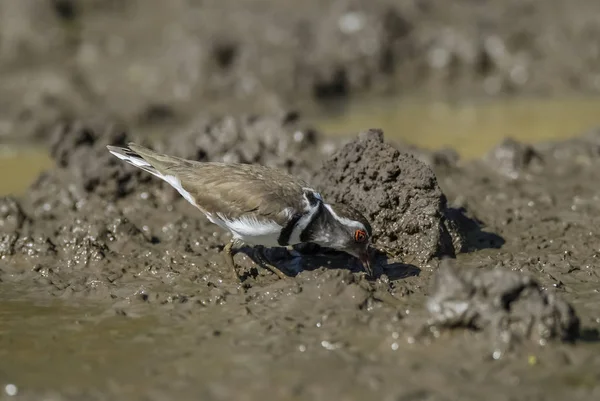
[107,143,372,279]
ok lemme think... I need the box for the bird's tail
[106,142,190,179]
[106,143,161,179]
[107,143,202,207]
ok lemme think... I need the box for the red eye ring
[354,229,367,243]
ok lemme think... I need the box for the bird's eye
[354,229,367,243]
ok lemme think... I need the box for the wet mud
[3,0,600,144]
[2,116,600,400]
[425,259,580,348]
[2,0,600,400]
[314,128,465,265]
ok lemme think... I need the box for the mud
[425,259,580,348]
[3,0,600,143]
[1,115,332,299]
[2,116,600,400]
[314,128,465,265]
[2,0,600,399]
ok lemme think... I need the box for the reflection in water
[316,96,600,159]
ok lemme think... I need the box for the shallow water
[316,96,600,158]
[0,293,165,395]
[0,146,54,196]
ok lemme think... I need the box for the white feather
[109,150,146,166]
[215,213,282,246]
[108,149,163,179]
[324,204,365,230]
[109,149,199,208]
[163,175,198,207]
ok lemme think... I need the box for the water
[0,146,54,196]
[0,294,164,394]
[315,96,600,159]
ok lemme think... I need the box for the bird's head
[315,202,373,276]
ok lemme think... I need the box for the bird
[106,142,373,280]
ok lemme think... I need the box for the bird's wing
[109,143,318,226]
[172,162,313,226]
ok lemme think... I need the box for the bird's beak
[360,249,373,277]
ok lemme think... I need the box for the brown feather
[127,143,315,226]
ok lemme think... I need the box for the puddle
[0,292,164,395]
[0,147,54,197]
[315,96,600,159]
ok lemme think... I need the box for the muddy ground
[1,118,600,400]
[2,0,600,400]
[3,0,600,143]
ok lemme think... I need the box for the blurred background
[2,0,600,194]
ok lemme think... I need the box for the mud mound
[0,196,57,259]
[314,128,466,264]
[425,260,580,347]
[484,138,543,179]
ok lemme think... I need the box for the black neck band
[277,213,303,246]
[300,203,325,243]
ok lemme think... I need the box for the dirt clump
[425,259,580,348]
[314,128,466,265]
[483,138,543,179]
[0,196,57,260]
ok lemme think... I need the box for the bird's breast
[212,213,283,247]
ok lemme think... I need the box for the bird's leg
[222,239,243,281]
[253,247,289,280]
